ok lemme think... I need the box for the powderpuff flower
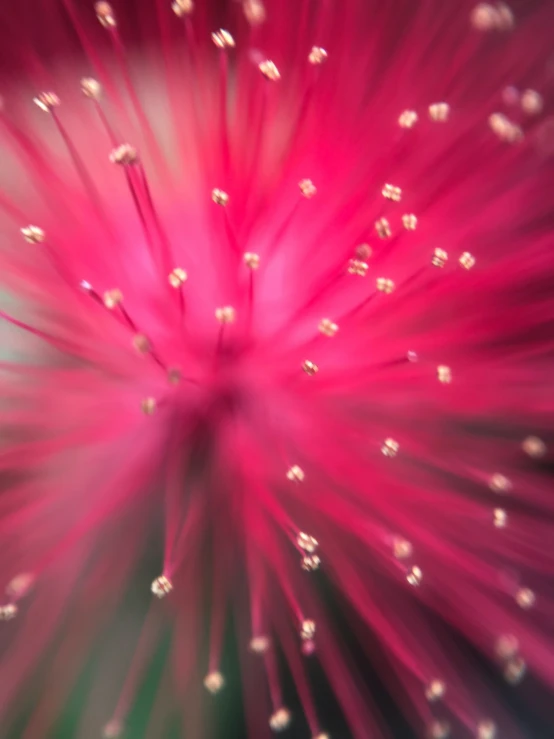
[0,1,553,738]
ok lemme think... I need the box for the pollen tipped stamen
[429,102,450,121]
[297,532,318,552]
[459,251,476,269]
[402,213,418,230]
[249,635,271,654]
[431,248,448,268]
[301,554,321,571]
[243,252,260,269]
[302,360,319,376]
[318,318,338,337]
[399,110,418,128]
[376,277,395,293]
[425,679,446,701]
[212,188,229,206]
[287,465,305,482]
[81,78,102,100]
[381,438,399,457]
[308,46,328,65]
[212,29,235,49]
[522,436,546,458]
[151,575,173,597]
[407,565,423,586]
[204,671,225,694]
[215,306,236,324]
[95,2,117,28]
[375,218,391,239]
[382,183,402,201]
[476,719,497,739]
[299,179,317,198]
[243,0,266,25]
[172,0,194,16]
[21,225,45,244]
[300,619,316,640]
[269,708,292,732]
[259,60,281,81]
[169,267,188,288]
[33,92,60,113]
[0,603,18,620]
[102,719,124,738]
[110,144,138,166]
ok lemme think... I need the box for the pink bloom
[0,0,554,737]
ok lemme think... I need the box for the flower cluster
[0,1,553,737]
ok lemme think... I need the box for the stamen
[168,267,187,288]
[300,619,316,640]
[151,575,173,597]
[243,252,260,269]
[515,587,535,609]
[269,708,292,732]
[215,306,236,324]
[428,102,450,121]
[103,289,123,309]
[249,635,271,654]
[80,77,102,99]
[141,398,157,415]
[204,671,225,694]
[96,8,167,175]
[348,259,368,276]
[425,679,446,701]
[375,218,391,239]
[287,465,305,482]
[476,719,497,739]
[495,633,519,660]
[376,277,395,293]
[21,225,45,244]
[110,144,138,166]
[243,0,266,25]
[211,29,235,49]
[393,536,412,559]
[398,110,418,128]
[521,89,543,115]
[301,554,321,571]
[259,60,281,81]
[459,252,476,269]
[171,0,194,16]
[402,214,418,230]
[504,656,526,684]
[308,46,328,65]
[102,720,123,738]
[381,438,399,457]
[407,565,423,586]
[95,2,116,28]
[299,179,317,199]
[522,436,546,458]
[0,604,17,620]
[431,248,448,268]
[33,92,60,113]
[105,606,159,737]
[427,720,450,739]
[302,360,319,376]
[489,473,511,493]
[382,183,402,201]
[318,319,338,337]
[212,188,229,206]
[493,508,507,528]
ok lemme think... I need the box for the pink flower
[0,1,554,737]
